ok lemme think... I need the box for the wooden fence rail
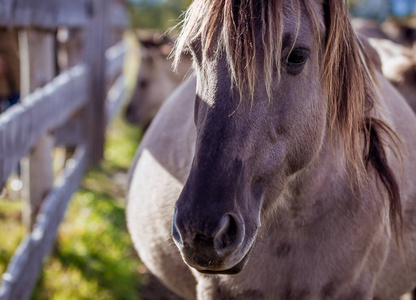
[0,65,88,188]
[0,0,126,29]
[0,0,129,298]
[0,0,88,28]
[0,146,87,300]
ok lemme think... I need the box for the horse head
[171,0,401,275]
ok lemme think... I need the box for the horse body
[128,1,416,299]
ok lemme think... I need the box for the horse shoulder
[127,76,197,300]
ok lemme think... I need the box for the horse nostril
[214,214,244,255]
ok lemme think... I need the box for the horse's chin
[184,243,254,275]
[195,250,251,275]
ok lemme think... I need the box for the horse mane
[174,0,402,238]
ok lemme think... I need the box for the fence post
[19,29,55,231]
[84,0,109,166]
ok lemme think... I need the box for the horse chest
[198,253,373,300]
[195,223,381,300]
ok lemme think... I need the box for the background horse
[353,20,416,112]
[128,0,416,299]
[125,34,192,129]
[367,38,416,112]
[353,18,416,46]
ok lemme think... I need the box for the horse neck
[293,135,348,194]
[278,132,363,225]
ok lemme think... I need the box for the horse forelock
[174,0,325,97]
[174,0,403,239]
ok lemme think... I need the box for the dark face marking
[283,286,310,300]
[276,243,292,258]
[321,281,337,299]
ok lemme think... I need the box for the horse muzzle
[172,208,254,274]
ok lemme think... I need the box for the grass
[0,200,24,275]
[0,31,148,299]
[0,116,145,300]
[31,116,144,300]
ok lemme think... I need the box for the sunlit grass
[0,200,24,275]
[32,116,143,300]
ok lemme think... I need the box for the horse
[352,21,416,113]
[381,19,416,47]
[124,34,193,129]
[352,18,416,47]
[127,1,416,299]
[367,38,416,113]
[352,18,391,41]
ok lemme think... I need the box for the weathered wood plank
[31,0,56,29]
[85,0,110,166]
[1,0,88,28]
[0,0,125,30]
[105,40,126,83]
[110,1,128,29]
[20,30,56,231]
[56,0,88,28]
[0,65,88,189]
[0,146,87,300]
[105,74,126,126]
[11,0,32,28]
[53,117,84,146]
[0,0,13,25]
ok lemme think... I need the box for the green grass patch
[31,117,143,300]
[0,200,24,275]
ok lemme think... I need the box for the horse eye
[287,48,308,65]
[139,80,148,88]
[285,48,309,75]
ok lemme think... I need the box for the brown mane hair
[174,0,402,237]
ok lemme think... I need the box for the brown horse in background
[125,34,193,129]
[128,1,416,299]
[353,19,416,113]
[367,38,416,112]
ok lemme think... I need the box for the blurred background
[127,0,415,29]
[126,0,416,30]
[0,1,415,300]
[350,0,416,20]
